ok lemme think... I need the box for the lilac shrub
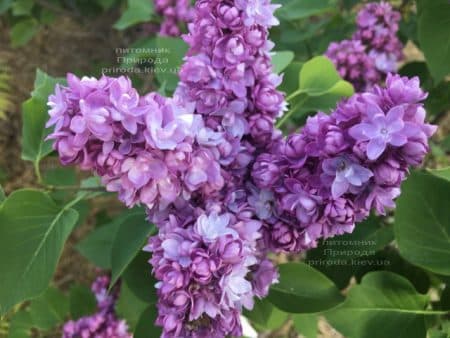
[326,1,403,91]
[62,275,131,338]
[252,74,436,253]
[47,0,436,337]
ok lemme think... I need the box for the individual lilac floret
[322,156,373,198]
[325,39,381,92]
[252,73,436,253]
[146,211,278,338]
[62,275,131,338]
[349,105,409,160]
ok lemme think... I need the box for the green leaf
[399,62,433,90]
[275,0,336,21]
[428,167,450,182]
[78,176,106,199]
[426,81,450,117]
[69,285,97,320]
[21,70,64,164]
[133,305,161,338]
[268,262,344,313]
[299,56,354,97]
[12,0,34,16]
[110,209,155,287]
[292,314,318,338]
[353,246,431,294]
[394,171,450,276]
[244,298,288,331]
[0,190,79,315]
[76,218,122,269]
[122,251,157,303]
[272,51,294,74]
[155,37,189,91]
[28,287,69,330]
[10,18,39,47]
[417,0,450,82]
[7,309,33,338]
[279,61,303,94]
[326,271,439,338]
[277,57,353,128]
[114,0,154,30]
[305,215,393,289]
[43,167,77,186]
[115,278,149,330]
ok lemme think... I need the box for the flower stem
[34,160,43,185]
[276,95,308,129]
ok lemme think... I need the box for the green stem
[65,193,87,209]
[285,89,304,102]
[34,160,43,185]
[276,95,308,129]
[44,185,105,192]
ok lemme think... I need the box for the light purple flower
[349,105,408,159]
[322,156,373,198]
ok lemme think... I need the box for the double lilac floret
[326,2,403,91]
[62,275,131,338]
[252,74,436,253]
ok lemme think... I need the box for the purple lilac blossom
[325,2,403,91]
[325,40,381,92]
[46,74,225,213]
[153,0,194,37]
[49,0,284,336]
[48,0,436,337]
[145,210,272,338]
[62,275,131,338]
[252,73,436,253]
[353,1,403,72]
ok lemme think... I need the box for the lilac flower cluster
[46,74,224,212]
[48,0,284,336]
[353,1,403,72]
[146,211,275,337]
[325,1,403,91]
[154,0,194,36]
[62,275,131,338]
[252,74,436,253]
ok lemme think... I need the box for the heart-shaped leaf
[0,190,79,315]
[299,56,354,97]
